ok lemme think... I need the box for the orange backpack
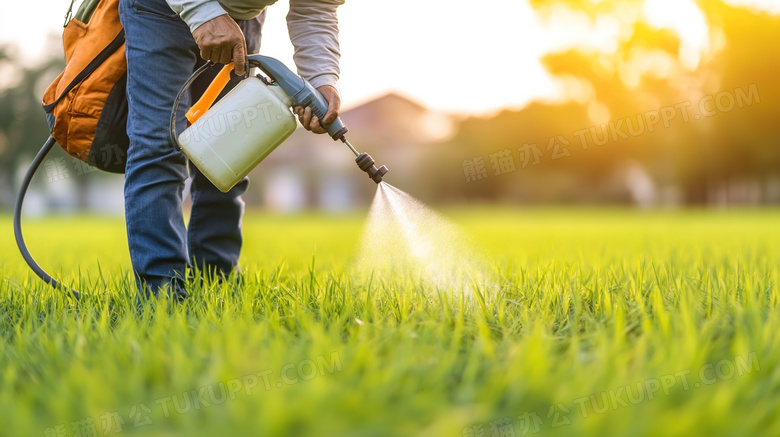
[42,0,129,173]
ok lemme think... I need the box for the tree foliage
[441,0,780,204]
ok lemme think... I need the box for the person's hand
[192,14,248,75]
[294,85,341,134]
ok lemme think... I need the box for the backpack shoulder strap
[43,29,125,113]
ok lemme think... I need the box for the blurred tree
[0,45,65,208]
[442,0,780,205]
[533,0,780,204]
[696,2,780,203]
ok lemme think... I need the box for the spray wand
[247,55,389,183]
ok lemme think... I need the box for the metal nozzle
[355,153,389,184]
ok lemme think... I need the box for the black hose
[170,61,214,151]
[13,135,81,300]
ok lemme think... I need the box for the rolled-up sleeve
[165,0,228,33]
[287,0,345,89]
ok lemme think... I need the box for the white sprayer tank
[178,77,297,192]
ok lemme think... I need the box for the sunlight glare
[642,0,709,70]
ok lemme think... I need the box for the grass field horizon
[2,207,778,436]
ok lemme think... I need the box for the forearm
[287,0,345,89]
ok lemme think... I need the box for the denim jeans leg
[186,15,264,278]
[120,0,199,300]
[187,165,249,277]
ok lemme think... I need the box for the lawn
[1,208,778,437]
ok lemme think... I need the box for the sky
[0,0,778,115]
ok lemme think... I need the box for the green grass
[1,208,778,437]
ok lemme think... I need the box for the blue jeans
[119,0,262,300]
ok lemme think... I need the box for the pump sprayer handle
[186,63,233,124]
[248,55,348,140]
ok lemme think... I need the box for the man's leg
[187,164,248,277]
[186,15,265,278]
[120,0,199,299]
